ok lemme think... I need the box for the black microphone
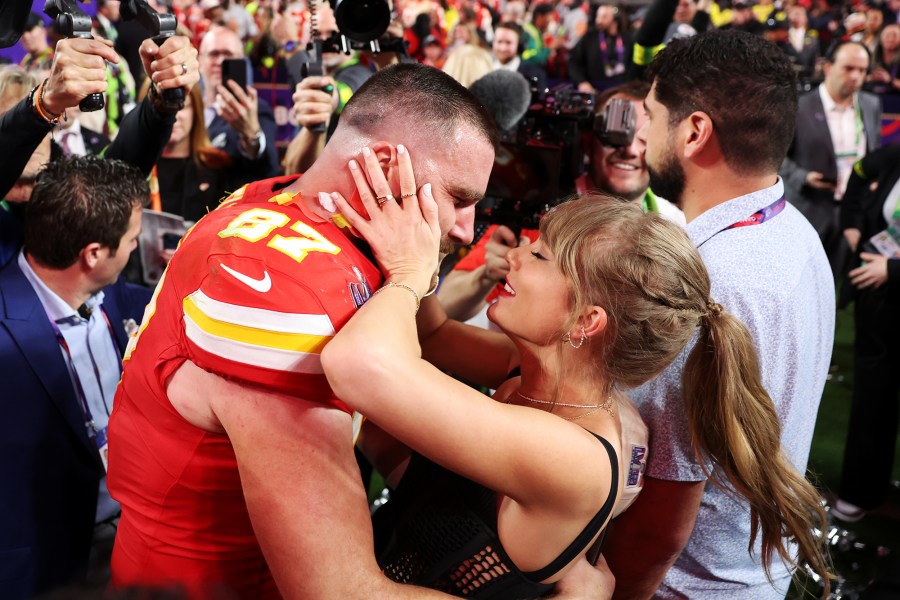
[468,70,532,132]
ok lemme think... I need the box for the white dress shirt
[18,251,121,523]
[819,84,867,200]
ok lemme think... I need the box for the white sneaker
[831,499,866,522]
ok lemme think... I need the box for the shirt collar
[686,178,784,248]
[17,250,105,325]
[494,56,521,72]
[63,118,83,138]
[819,83,857,113]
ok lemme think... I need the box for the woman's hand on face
[330,144,441,295]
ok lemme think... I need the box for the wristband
[30,80,64,125]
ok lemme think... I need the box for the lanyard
[698,195,786,249]
[835,104,864,158]
[641,189,659,214]
[598,32,625,76]
[45,306,121,437]
[724,195,786,231]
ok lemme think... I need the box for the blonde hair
[540,196,831,594]
[441,44,494,88]
[0,68,39,114]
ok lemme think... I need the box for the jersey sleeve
[181,248,345,408]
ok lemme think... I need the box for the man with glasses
[199,24,280,183]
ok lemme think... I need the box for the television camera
[478,86,637,232]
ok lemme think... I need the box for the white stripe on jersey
[187,290,336,335]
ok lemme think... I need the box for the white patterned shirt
[628,179,835,599]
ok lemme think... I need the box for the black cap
[25,12,45,32]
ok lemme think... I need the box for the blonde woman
[441,43,494,87]
[322,146,830,598]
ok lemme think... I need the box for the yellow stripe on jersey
[183,293,333,354]
[182,290,335,374]
[186,290,336,334]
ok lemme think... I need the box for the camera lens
[334,0,391,43]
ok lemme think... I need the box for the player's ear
[370,142,399,195]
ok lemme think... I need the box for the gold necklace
[514,391,615,418]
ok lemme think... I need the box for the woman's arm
[419,295,519,390]
[321,146,611,511]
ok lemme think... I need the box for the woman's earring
[562,326,586,349]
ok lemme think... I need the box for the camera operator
[282,4,412,175]
[438,80,683,323]
[282,0,386,175]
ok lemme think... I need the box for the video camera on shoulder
[594,97,636,148]
[300,0,405,132]
[478,86,592,232]
[478,89,637,236]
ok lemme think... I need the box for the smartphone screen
[222,58,249,91]
[161,232,182,250]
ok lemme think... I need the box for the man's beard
[647,150,686,207]
[439,236,456,256]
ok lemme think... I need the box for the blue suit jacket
[0,260,150,599]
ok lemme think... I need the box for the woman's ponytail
[683,305,831,595]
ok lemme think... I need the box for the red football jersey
[108,175,382,598]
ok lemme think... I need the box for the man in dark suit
[491,23,548,91]
[199,25,280,183]
[0,156,151,599]
[833,143,900,522]
[780,40,881,275]
[779,5,820,80]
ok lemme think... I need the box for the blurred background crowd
[2,0,900,597]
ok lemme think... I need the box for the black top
[157,156,237,223]
[374,433,618,599]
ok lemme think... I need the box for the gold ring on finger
[401,193,416,200]
[181,63,188,76]
[376,194,394,206]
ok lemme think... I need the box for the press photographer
[283,0,410,174]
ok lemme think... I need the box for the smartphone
[222,58,249,91]
[161,232,182,251]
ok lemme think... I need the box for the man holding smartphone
[198,24,280,182]
[780,41,881,277]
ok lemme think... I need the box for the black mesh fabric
[373,455,553,599]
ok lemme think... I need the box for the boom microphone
[469,70,532,132]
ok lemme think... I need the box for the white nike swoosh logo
[220,263,272,293]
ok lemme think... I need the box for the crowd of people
[1,0,900,598]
